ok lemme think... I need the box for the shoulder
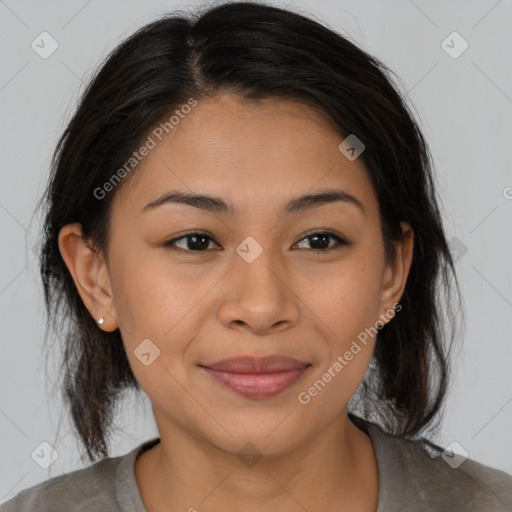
[0,455,121,511]
[389,433,512,510]
[354,416,512,511]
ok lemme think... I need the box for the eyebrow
[143,187,365,216]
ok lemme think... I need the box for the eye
[294,231,350,252]
[163,230,350,253]
[163,231,219,252]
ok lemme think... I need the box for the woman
[2,2,511,511]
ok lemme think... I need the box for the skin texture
[58,94,413,512]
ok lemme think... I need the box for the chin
[198,412,312,459]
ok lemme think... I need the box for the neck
[135,412,379,512]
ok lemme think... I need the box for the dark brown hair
[37,1,462,462]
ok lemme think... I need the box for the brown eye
[164,232,219,252]
[295,231,350,251]
[163,230,351,254]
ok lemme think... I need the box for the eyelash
[163,230,351,254]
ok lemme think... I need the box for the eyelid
[163,229,352,252]
[299,228,350,243]
[293,230,351,250]
[164,230,220,251]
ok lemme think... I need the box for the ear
[58,223,119,332]
[377,222,414,327]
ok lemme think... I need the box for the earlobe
[57,223,119,332]
[377,222,414,327]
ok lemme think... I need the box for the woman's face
[81,94,412,455]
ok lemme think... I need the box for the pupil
[312,234,329,249]
[189,235,209,250]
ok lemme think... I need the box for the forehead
[113,94,378,219]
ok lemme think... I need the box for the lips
[201,355,309,373]
[199,355,311,398]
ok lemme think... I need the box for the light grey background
[1,0,511,503]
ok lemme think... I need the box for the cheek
[295,263,382,416]
[109,251,198,336]
[109,262,195,396]
[109,254,214,387]
[305,259,383,343]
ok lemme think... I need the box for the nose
[216,245,300,336]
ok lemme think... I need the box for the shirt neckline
[114,416,393,512]
[115,437,159,512]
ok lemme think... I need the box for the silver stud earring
[97,317,104,325]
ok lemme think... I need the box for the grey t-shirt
[2,417,511,511]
